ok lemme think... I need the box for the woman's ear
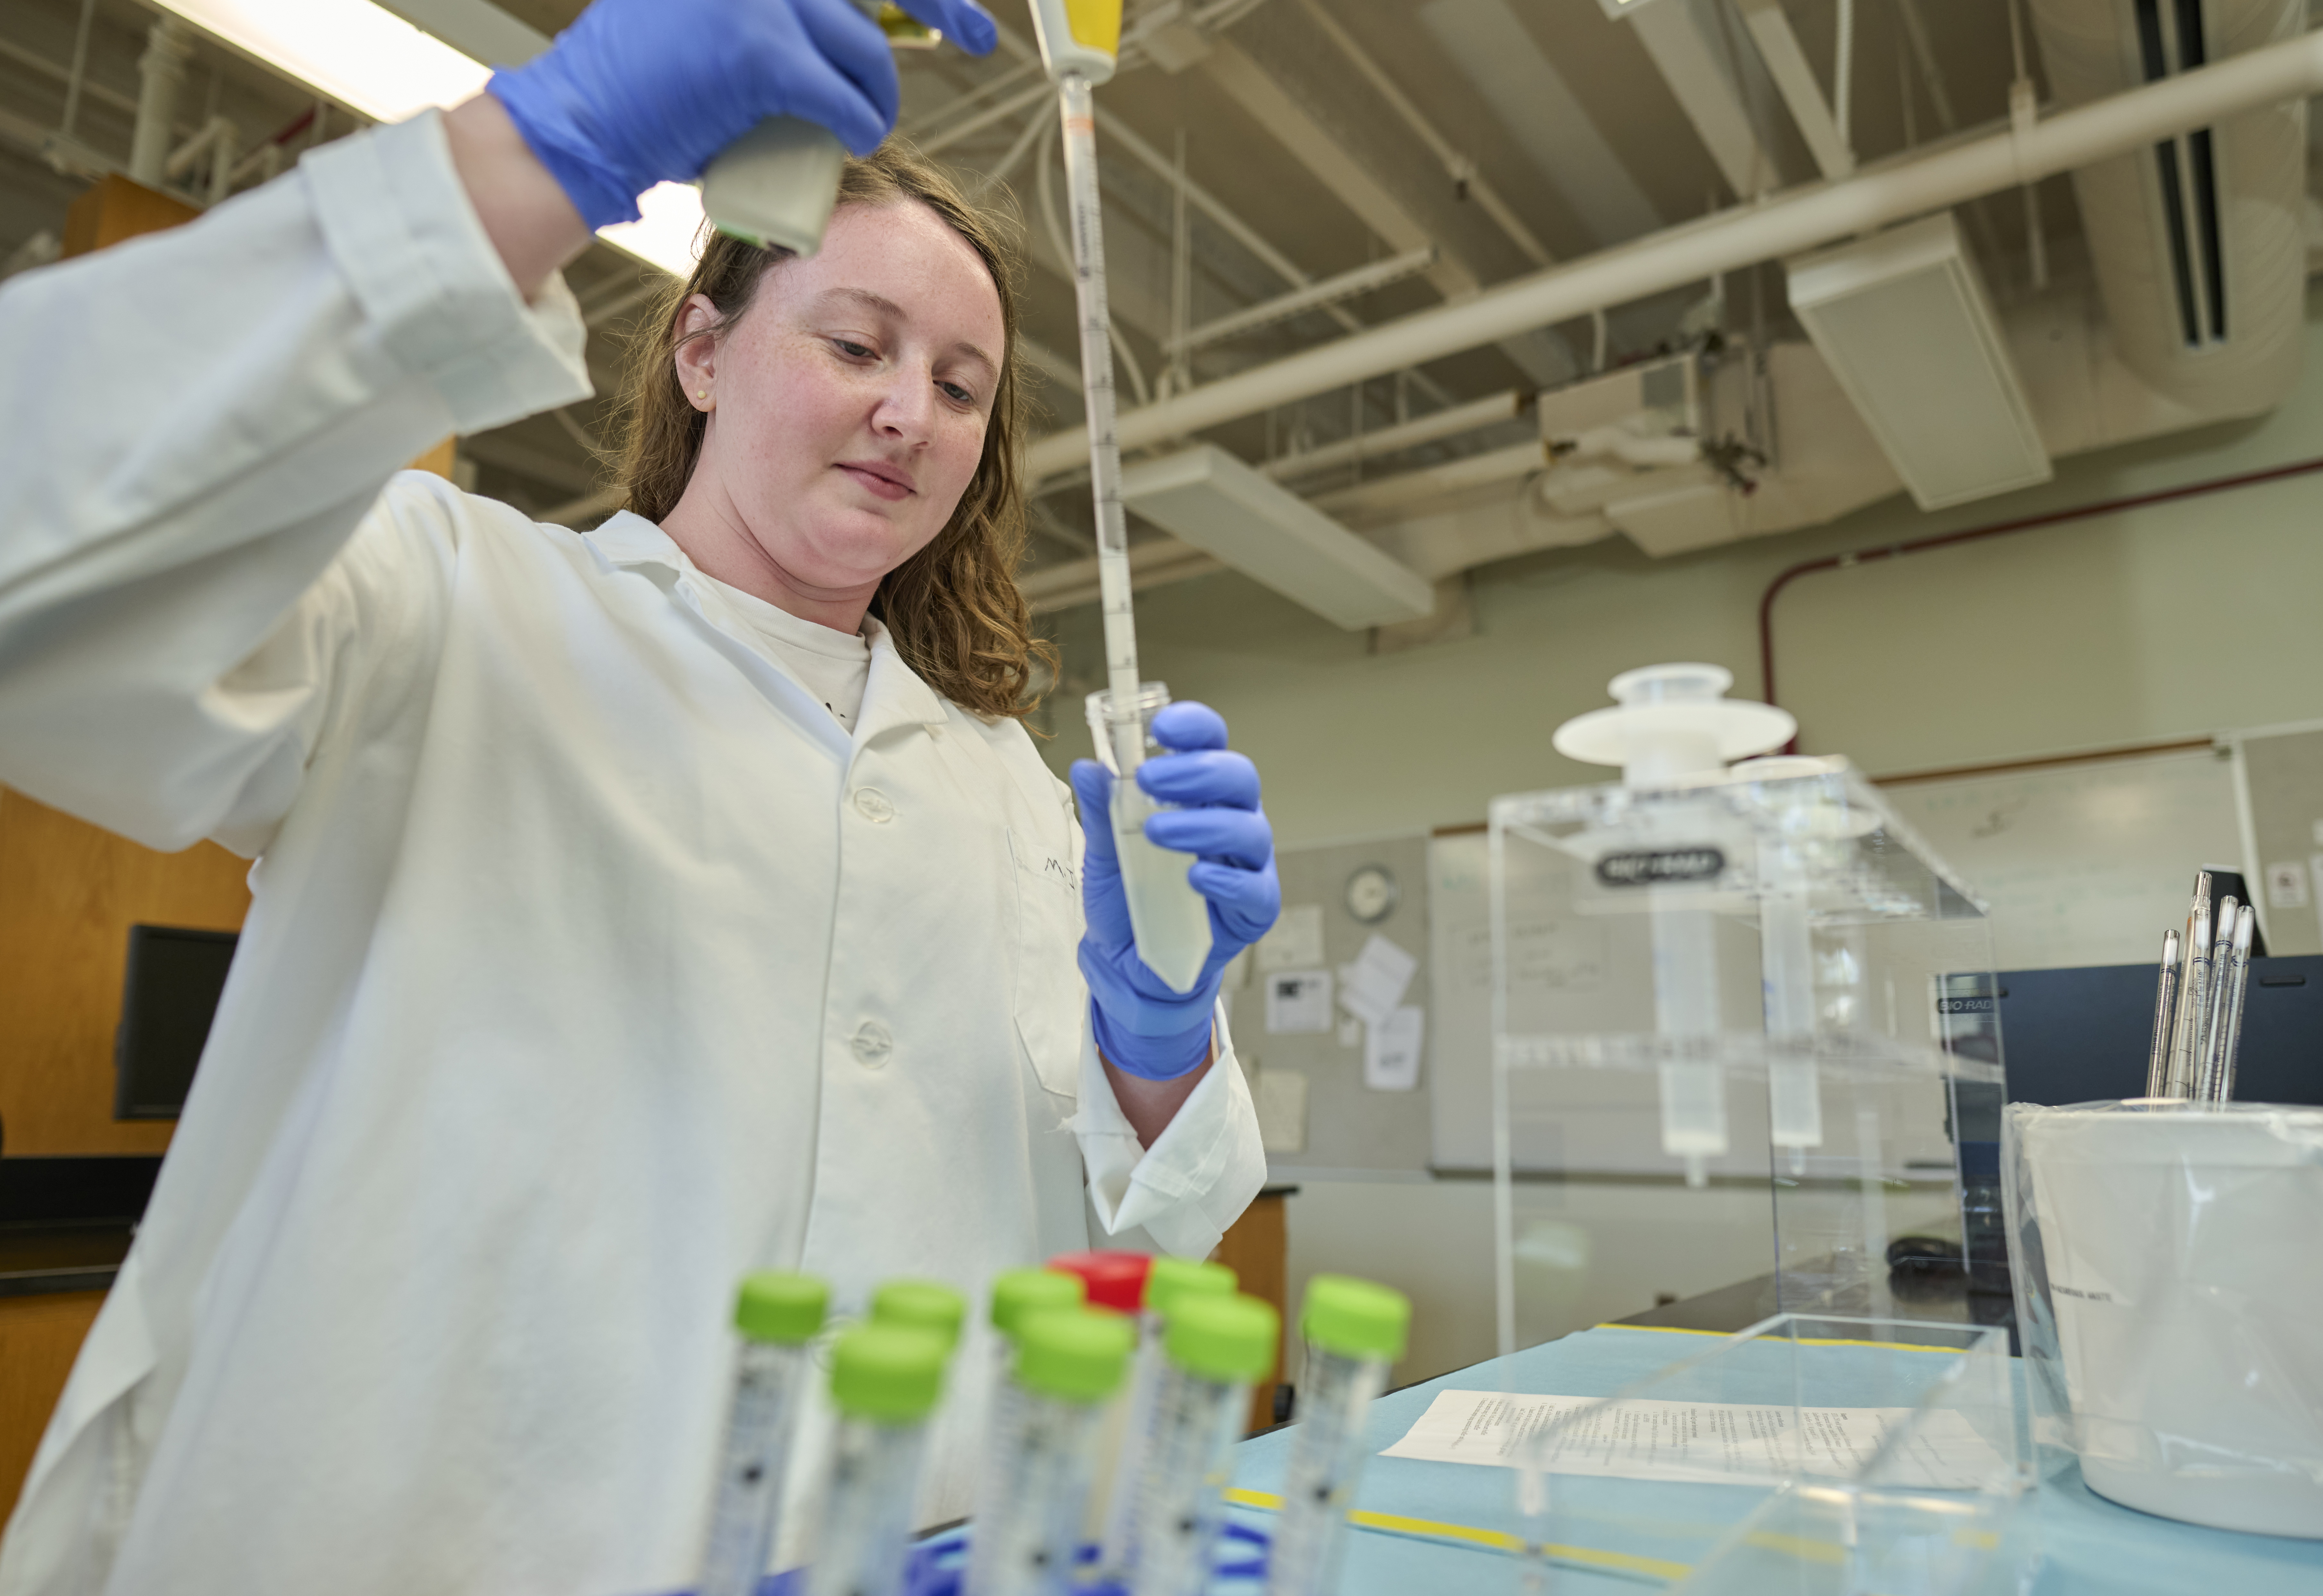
[672,294,722,411]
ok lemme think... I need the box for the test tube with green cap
[1263,1275,1411,1596]
[962,1306,1135,1596]
[697,1271,829,1596]
[1097,1256,1237,1582]
[977,1270,1089,1522]
[1128,1293,1281,1596]
[870,1279,967,1352]
[805,1323,950,1596]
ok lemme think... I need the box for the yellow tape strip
[1743,1529,1848,1566]
[1593,1324,1969,1354]
[1220,1488,1692,1583]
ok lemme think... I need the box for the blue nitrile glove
[487,0,998,229]
[1071,703,1281,1082]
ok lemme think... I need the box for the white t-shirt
[699,574,872,731]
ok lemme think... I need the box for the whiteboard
[1878,747,2245,971]
[1426,830,1494,1172]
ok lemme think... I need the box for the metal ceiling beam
[1736,0,1856,180]
[1418,0,1664,248]
[1626,0,1783,197]
[1200,38,1481,302]
[1291,0,1552,269]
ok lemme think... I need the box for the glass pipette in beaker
[1086,684,1214,993]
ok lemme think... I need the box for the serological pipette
[1030,0,1215,993]
[1025,0,1139,753]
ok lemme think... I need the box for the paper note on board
[1364,1005,1424,1091]
[1254,1069,1307,1153]
[1337,933,1419,1025]
[1256,903,1326,971]
[2267,860,2310,909]
[1380,1389,2010,1491]
[1265,970,1334,1033]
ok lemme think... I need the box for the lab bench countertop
[1222,1323,2323,1595]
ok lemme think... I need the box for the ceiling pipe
[1309,439,1546,519]
[1260,390,1528,482]
[1025,29,2323,480]
[129,16,192,188]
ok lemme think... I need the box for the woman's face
[672,200,1005,608]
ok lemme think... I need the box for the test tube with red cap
[1048,1250,1152,1315]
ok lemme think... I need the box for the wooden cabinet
[0,790,251,1157]
[0,1291,106,1523]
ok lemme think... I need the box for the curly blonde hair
[610,141,1053,721]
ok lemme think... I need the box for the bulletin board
[1226,833,1433,1177]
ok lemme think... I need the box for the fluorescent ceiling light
[1120,445,1434,630]
[1786,212,2052,511]
[157,0,707,277]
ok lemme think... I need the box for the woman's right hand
[486,0,997,232]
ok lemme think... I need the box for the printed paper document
[1381,1389,2010,1491]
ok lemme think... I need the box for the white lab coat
[0,111,1263,1596]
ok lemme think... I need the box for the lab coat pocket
[1008,828,1087,1100]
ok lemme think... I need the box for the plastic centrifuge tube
[806,1323,950,1596]
[1097,1256,1237,1583]
[1129,1294,1280,1596]
[1046,1250,1152,1554]
[1086,684,1215,993]
[1265,1275,1411,1596]
[963,1306,1135,1596]
[870,1279,967,1355]
[697,1270,830,1596]
[974,1268,1090,1556]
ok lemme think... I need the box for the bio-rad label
[1594,847,1725,887]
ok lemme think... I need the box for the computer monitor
[1994,954,2323,1107]
[113,924,237,1119]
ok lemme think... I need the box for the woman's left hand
[1070,702,1280,1082]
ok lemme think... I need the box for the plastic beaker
[1086,684,1213,993]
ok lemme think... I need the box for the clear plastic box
[1489,759,2005,1345]
[1517,1314,2028,1595]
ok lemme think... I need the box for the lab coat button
[853,787,895,823]
[851,1021,893,1068]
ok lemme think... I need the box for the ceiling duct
[1118,446,1435,629]
[1785,213,2053,511]
[2028,0,2307,415]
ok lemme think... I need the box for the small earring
[695,389,710,400]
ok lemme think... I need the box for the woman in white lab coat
[0,2,1273,1592]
